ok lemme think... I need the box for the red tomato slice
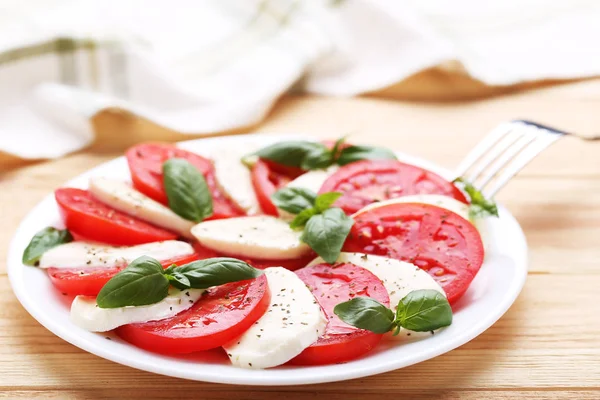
[116,274,270,354]
[343,203,484,304]
[126,143,244,220]
[55,188,177,246]
[319,160,468,215]
[47,253,201,296]
[240,253,315,272]
[250,160,303,216]
[198,242,315,272]
[289,262,389,365]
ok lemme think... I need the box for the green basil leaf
[300,146,334,170]
[96,256,169,309]
[289,207,317,229]
[253,141,329,169]
[330,136,347,160]
[337,145,397,166]
[22,227,73,266]
[314,192,342,213]
[334,297,395,334]
[396,289,453,332]
[272,187,317,214]
[167,257,262,289]
[163,158,213,222]
[453,177,499,219]
[166,270,191,290]
[300,207,354,263]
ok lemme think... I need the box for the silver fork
[454,120,568,198]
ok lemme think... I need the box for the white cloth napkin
[1,0,599,160]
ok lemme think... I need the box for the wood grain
[1,80,600,399]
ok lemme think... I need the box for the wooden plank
[1,390,599,400]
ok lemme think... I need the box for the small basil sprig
[163,158,213,222]
[272,187,354,263]
[453,177,499,219]
[246,137,396,171]
[22,227,73,266]
[334,289,452,334]
[96,256,262,309]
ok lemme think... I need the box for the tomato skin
[116,274,270,354]
[55,188,177,246]
[319,160,469,215]
[47,253,201,296]
[250,160,297,216]
[344,203,484,304]
[126,143,245,220]
[289,262,389,366]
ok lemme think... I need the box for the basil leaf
[166,270,191,290]
[163,158,213,222]
[396,289,453,332]
[272,187,317,214]
[97,256,169,309]
[290,208,317,229]
[165,257,262,289]
[301,146,334,170]
[314,192,342,213]
[330,136,347,160]
[334,297,395,334]
[300,207,354,263]
[22,227,73,266]
[337,145,397,166]
[453,177,499,219]
[253,141,329,169]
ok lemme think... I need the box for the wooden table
[1,80,600,399]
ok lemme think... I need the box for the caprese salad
[21,137,498,369]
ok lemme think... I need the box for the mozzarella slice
[39,240,194,269]
[352,194,470,221]
[309,252,444,338]
[211,147,261,215]
[191,216,310,260]
[223,267,326,369]
[89,177,194,238]
[70,288,204,332]
[286,165,338,193]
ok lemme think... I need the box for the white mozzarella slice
[70,288,204,332]
[223,267,326,369]
[191,216,310,260]
[309,252,445,338]
[211,147,261,215]
[352,194,470,221]
[286,165,338,193]
[39,240,194,269]
[89,177,194,238]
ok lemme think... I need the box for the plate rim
[7,133,528,386]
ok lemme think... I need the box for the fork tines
[455,120,567,197]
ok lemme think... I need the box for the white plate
[7,134,528,386]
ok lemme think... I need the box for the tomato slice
[55,188,177,246]
[47,253,201,296]
[116,274,270,354]
[250,160,303,216]
[240,253,315,272]
[319,160,468,215]
[289,262,389,365]
[343,203,484,304]
[126,143,245,219]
